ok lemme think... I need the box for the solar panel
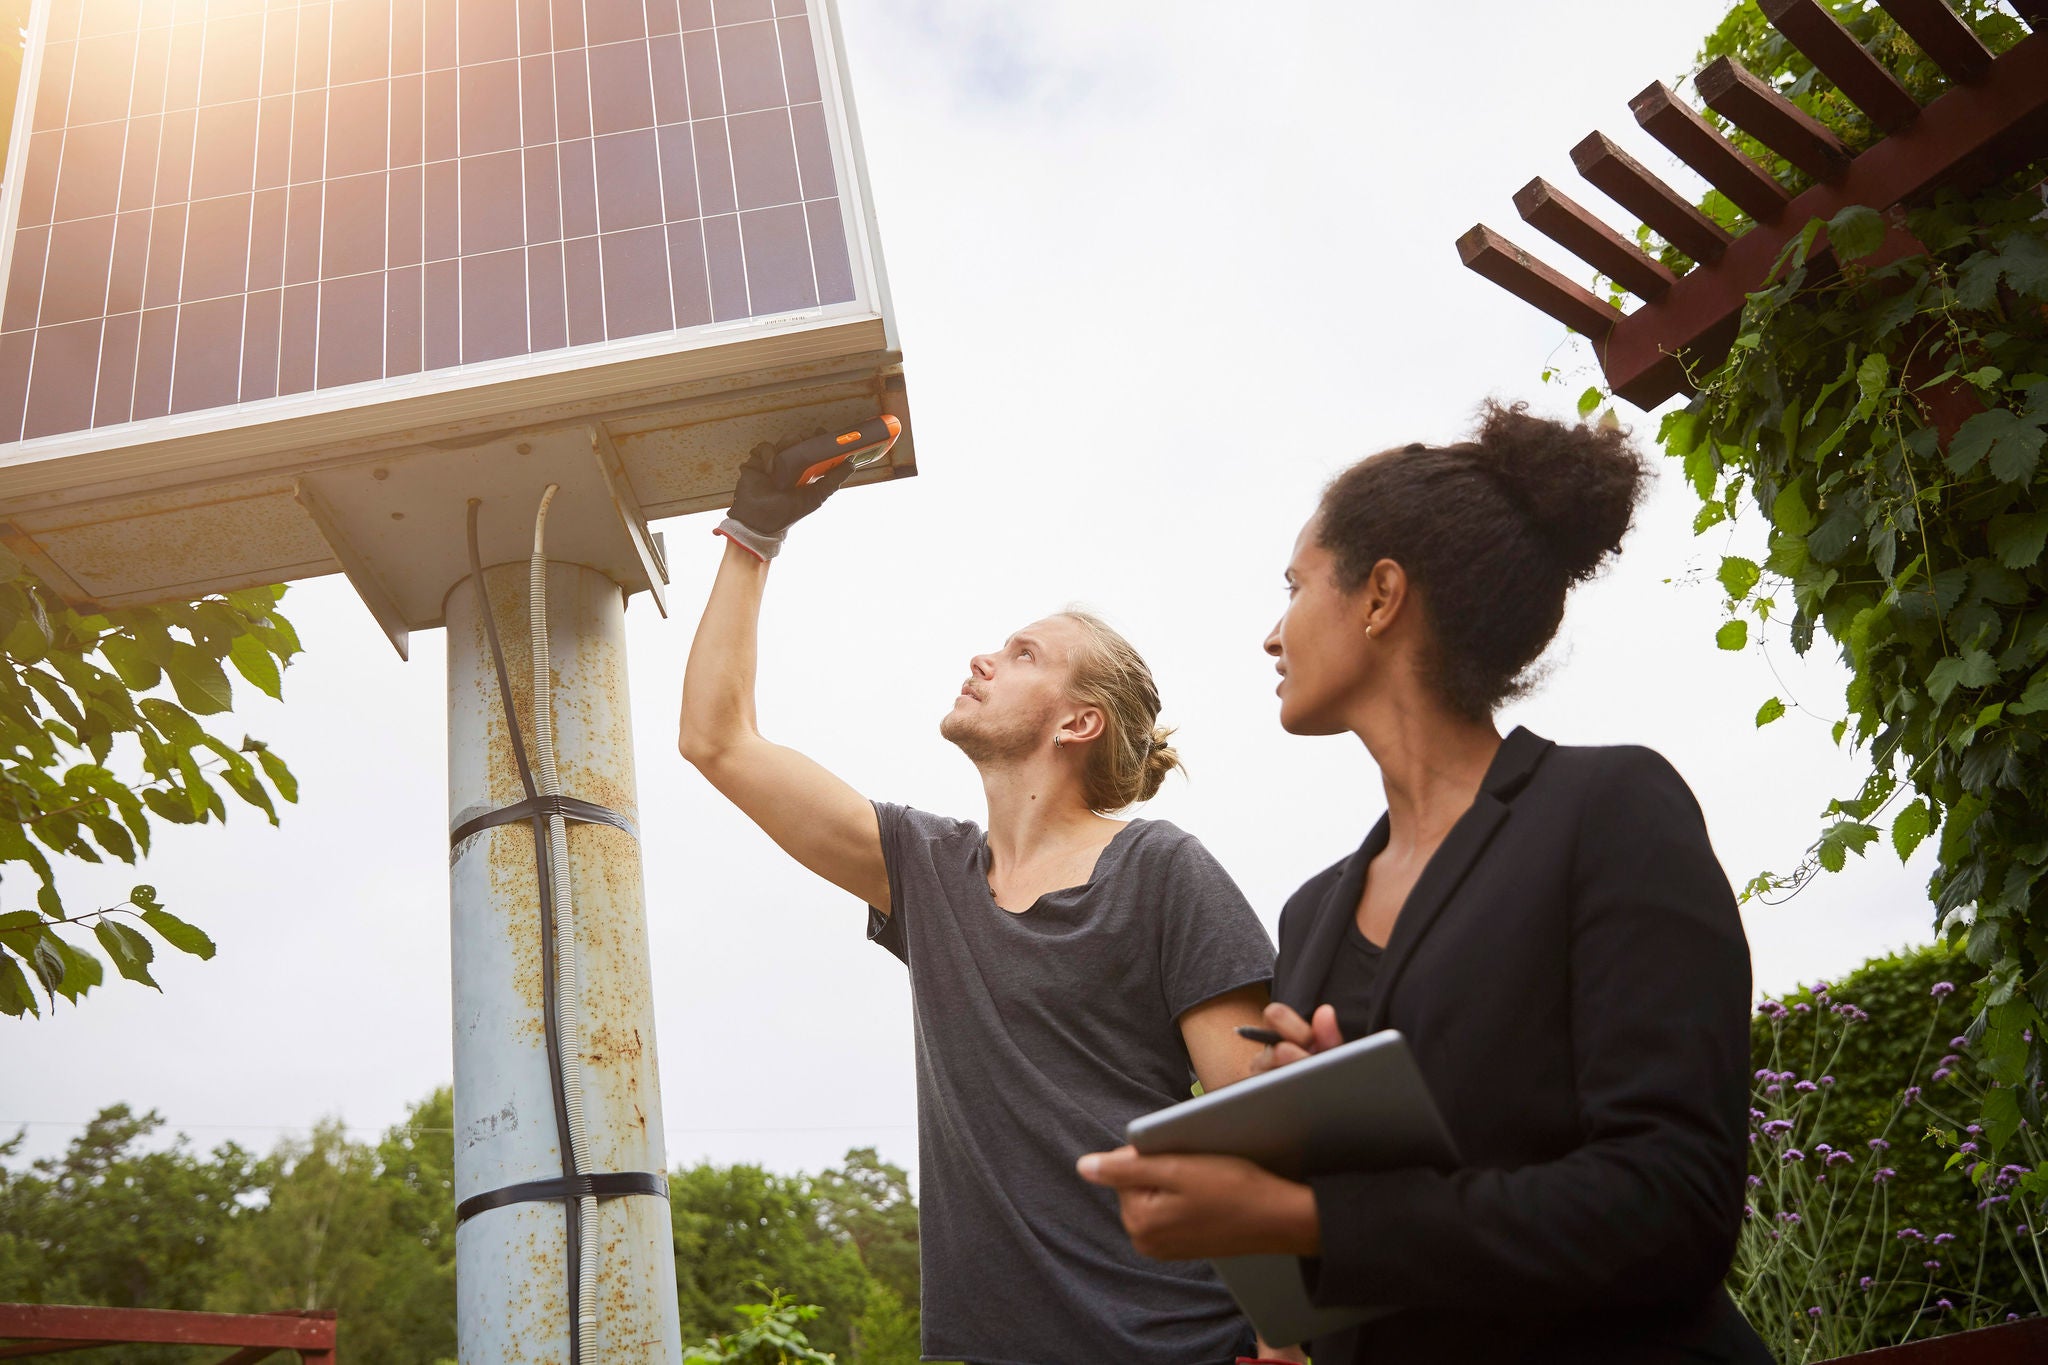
[3,0,863,438]
[0,0,909,636]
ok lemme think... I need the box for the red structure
[0,1303,337,1362]
[1458,0,2048,409]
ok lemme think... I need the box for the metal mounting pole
[445,559,682,1364]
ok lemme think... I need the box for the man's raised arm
[677,448,891,913]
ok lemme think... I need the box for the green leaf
[1755,697,1786,727]
[1928,648,1999,705]
[255,747,299,803]
[1946,408,2046,482]
[1988,511,2048,569]
[1982,1085,2023,1151]
[0,953,37,1017]
[1717,556,1761,602]
[98,633,163,691]
[1716,620,1748,651]
[92,919,160,990]
[1853,351,1890,420]
[1816,820,1880,873]
[166,643,233,715]
[1577,386,1603,418]
[140,908,215,961]
[227,632,283,700]
[28,932,66,993]
[48,937,102,1002]
[1892,798,1933,863]
[1771,482,1817,537]
[1826,204,1886,262]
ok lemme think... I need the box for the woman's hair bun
[1470,400,1648,583]
[1138,724,1182,803]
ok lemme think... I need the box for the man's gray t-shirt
[867,803,1276,1365]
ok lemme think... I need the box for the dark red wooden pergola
[0,1303,337,1362]
[1458,0,2048,409]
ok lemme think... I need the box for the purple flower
[1750,1107,1767,1121]
[1743,1204,1756,1219]
[1755,1068,1774,1080]
[1869,1138,1892,1151]
[1748,1174,1764,1188]
[1827,1151,1854,1167]
[1950,1036,1970,1049]
[1940,1055,1962,1069]
[1960,1141,1979,1154]
[1779,1211,1802,1224]
[1782,1148,1806,1164]
[1966,1124,1982,1136]
[1904,1086,1923,1104]
[1794,1002,1811,1013]
[1812,980,1831,996]
[1925,1259,1942,1271]
[1795,1080,1819,1093]
[1996,1165,2030,1187]
[1874,1167,1897,1183]
[1937,1298,1955,1311]
[1898,1227,1924,1240]
[1933,1233,1955,1245]
[1932,981,1955,998]
[1838,1005,1869,1023]
[1978,1195,2009,1211]
[1763,1119,1795,1138]
[2010,1314,2022,1322]
[1933,1068,1952,1083]
[1820,1075,1836,1086]
[1766,1083,1782,1095]
[1859,1277,1874,1290]
[1807,1306,1822,1318]
[2020,1225,2031,1236]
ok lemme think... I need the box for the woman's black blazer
[1272,728,1772,1364]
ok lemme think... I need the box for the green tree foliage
[2,1105,927,1365]
[0,1093,456,1365]
[1,546,301,1017]
[1648,1,2048,1135]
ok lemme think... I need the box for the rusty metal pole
[445,559,681,1364]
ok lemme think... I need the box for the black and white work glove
[714,439,855,562]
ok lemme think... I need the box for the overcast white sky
[8,0,1953,1181]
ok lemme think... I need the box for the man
[677,445,1277,1364]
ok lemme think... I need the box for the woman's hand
[1248,1002,1344,1076]
[1075,1147,1320,1261]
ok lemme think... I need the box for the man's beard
[939,702,1046,767]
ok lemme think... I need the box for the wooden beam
[1570,131,1735,264]
[1513,177,1680,301]
[0,1341,111,1359]
[1456,225,1621,340]
[1759,0,1921,132]
[1882,0,1993,83]
[1602,33,2048,407]
[1632,80,1793,222]
[1698,56,1854,182]
[0,1306,334,1352]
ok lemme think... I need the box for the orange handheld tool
[771,415,902,490]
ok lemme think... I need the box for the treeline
[0,1091,925,1364]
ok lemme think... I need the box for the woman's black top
[1316,919,1383,1044]
[1271,728,1772,1364]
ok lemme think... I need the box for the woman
[1080,403,1773,1363]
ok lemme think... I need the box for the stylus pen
[1235,1025,1287,1046]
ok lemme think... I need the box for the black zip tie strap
[456,1171,670,1225]
[450,793,640,849]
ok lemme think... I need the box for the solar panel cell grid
[0,0,854,444]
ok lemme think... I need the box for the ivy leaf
[1772,482,1817,537]
[1716,620,1749,651]
[1946,408,2046,483]
[1928,648,2000,705]
[1827,204,1887,262]
[1853,352,1890,420]
[1577,386,1603,418]
[1817,820,1880,873]
[1718,556,1762,602]
[2012,670,2048,717]
[92,920,160,990]
[140,908,216,961]
[1755,697,1786,727]
[1987,511,2048,569]
[1893,798,1934,863]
